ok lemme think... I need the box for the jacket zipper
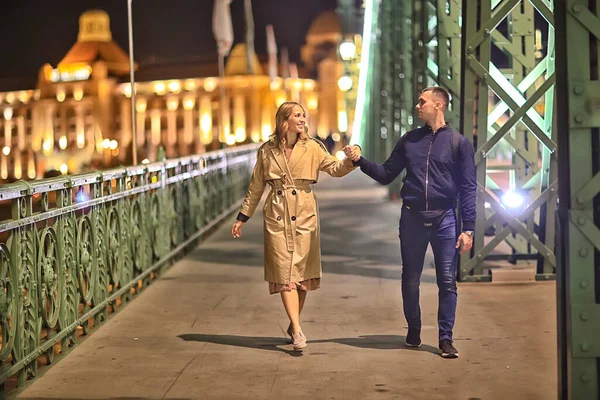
[425,133,435,211]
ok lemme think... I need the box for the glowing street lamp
[339,41,357,61]
[338,75,353,92]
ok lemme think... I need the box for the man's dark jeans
[399,206,459,341]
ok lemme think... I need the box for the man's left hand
[456,232,473,254]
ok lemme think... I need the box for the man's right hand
[343,145,361,162]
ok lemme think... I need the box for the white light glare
[501,191,525,209]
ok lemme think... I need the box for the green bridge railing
[0,144,259,391]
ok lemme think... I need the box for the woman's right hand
[232,221,244,238]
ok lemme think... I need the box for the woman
[231,102,359,351]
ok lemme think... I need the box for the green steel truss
[555,0,600,397]
[459,0,557,281]
[360,0,556,282]
[0,144,258,390]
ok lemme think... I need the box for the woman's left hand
[232,221,244,238]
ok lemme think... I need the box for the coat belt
[268,181,313,252]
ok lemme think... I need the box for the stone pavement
[15,172,557,400]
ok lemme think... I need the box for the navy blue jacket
[356,124,477,231]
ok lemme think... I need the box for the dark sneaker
[404,329,422,348]
[439,339,459,358]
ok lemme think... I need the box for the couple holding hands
[232,86,476,358]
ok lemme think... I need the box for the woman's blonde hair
[269,101,309,150]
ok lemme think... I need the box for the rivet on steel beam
[578,216,586,225]
[581,374,590,383]
[574,114,584,123]
[581,343,591,352]
[573,85,584,95]
[467,46,473,54]
[580,280,589,288]
[576,196,585,204]
[580,312,589,321]
[484,28,491,35]
[572,4,582,13]
[579,248,588,257]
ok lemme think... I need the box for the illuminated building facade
[0,9,352,182]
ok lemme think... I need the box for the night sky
[0,0,338,81]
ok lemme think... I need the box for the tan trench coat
[240,138,356,284]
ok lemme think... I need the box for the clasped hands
[343,145,361,162]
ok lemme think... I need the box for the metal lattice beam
[555,0,600,397]
[459,0,557,281]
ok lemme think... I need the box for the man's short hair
[422,86,450,110]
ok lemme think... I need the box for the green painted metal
[555,0,600,396]
[0,144,259,390]
[459,0,557,282]
[350,0,378,154]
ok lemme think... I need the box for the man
[344,86,476,358]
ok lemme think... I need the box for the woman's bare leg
[298,290,307,315]
[280,290,301,333]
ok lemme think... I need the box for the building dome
[307,11,341,37]
[225,44,264,76]
[78,9,112,42]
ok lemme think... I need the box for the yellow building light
[136,98,147,113]
[261,123,272,142]
[42,139,53,154]
[109,140,118,150]
[141,158,150,164]
[18,91,29,103]
[1,155,7,179]
[307,96,318,111]
[59,163,69,175]
[275,94,286,107]
[27,156,36,179]
[73,87,84,101]
[184,79,197,91]
[293,80,303,91]
[204,78,217,92]
[167,98,179,111]
[338,76,353,92]
[77,133,85,149]
[5,93,15,104]
[2,146,10,156]
[102,138,111,149]
[235,127,246,143]
[14,152,22,179]
[200,114,212,144]
[48,64,92,83]
[56,88,66,102]
[123,84,132,98]
[59,136,68,150]
[3,107,13,120]
[304,81,315,91]
[168,81,181,93]
[183,97,195,110]
[339,41,357,61]
[270,79,281,91]
[153,82,166,95]
[225,133,236,146]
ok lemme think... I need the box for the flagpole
[218,53,226,145]
[127,0,138,165]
